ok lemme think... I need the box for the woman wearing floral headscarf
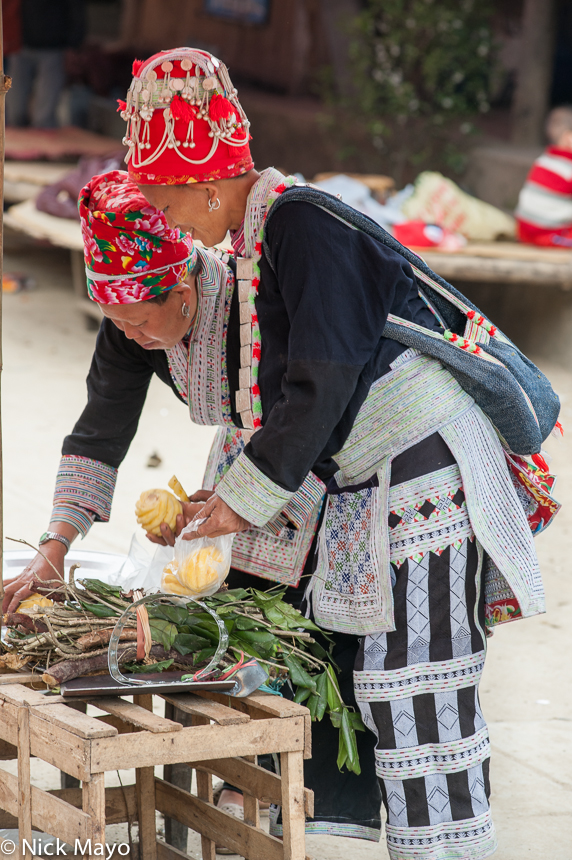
[2,170,227,605]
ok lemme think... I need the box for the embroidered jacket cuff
[50,503,95,538]
[52,455,117,535]
[215,453,295,527]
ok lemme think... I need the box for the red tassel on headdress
[170,94,195,122]
[132,59,144,77]
[116,99,127,113]
[209,93,235,121]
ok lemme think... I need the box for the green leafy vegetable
[148,619,177,651]
[124,659,174,674]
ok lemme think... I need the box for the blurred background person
[515,105,572,246]
[5,0,86,128]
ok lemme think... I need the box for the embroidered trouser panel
[230,436,497,857]
[354,532,497,860]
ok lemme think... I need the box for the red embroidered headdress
[79,170,196,304]
[120,48,253,186]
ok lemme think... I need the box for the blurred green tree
[348,0,496,180]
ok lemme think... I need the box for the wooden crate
[0,678,313,860]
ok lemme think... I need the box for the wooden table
[0,677,312,860]
[415,241,572,290]
[4,161,71,204]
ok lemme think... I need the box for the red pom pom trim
[132,59,145,77]
[116,99,127,113]
[209,93,235,121]
[170,94,195,122]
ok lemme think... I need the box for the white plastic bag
[161,517,235,598]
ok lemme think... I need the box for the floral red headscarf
[79,170,197,304]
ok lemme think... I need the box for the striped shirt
[516,146,572,243]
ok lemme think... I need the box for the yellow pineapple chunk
[135,489,183,536]
[161,547,224,597]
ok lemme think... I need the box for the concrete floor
[1,233,571,859]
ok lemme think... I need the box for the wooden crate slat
[0,766,18,819]
[155,778,284,860]
[135,694,158,860]
[280,751,306,860]
[93,698,182,733]
[30,702,118,739]
[161,692,250,726]
[236,692,309,719]
[83,772,106,846]
[0,771,91,844]
[0,699,91,779]
[32,785,91,845]
[97,713,139,734]
[193,715,216,860]
[156,840,191,860]
[242,755,260,831]
[0,683,65,706]
[303,713,312,761]
[0,784,137,830]
[195,689,308,719]
[0,673,41,686]
[90,716,305,772]
[190,691,312,758]
[17,706,33,858]
[29,711,91,781]
[196,757,314,817]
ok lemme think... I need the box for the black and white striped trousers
[352,467,497,859]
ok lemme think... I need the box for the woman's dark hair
[147,252,203,305]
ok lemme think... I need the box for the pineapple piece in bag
[161,518,234,598]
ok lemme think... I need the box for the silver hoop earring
[181,303,191,318]
[208,197,221,212]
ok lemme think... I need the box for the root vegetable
[4,612,48,634]
[41,644,195,686]
[76,628,139,651]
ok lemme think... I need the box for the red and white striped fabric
[516,146,572,246]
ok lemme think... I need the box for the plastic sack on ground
[401,171,516,241]
[393,219,467,251]
[161,517,234,598]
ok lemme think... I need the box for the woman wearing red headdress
[120,48,558,860]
